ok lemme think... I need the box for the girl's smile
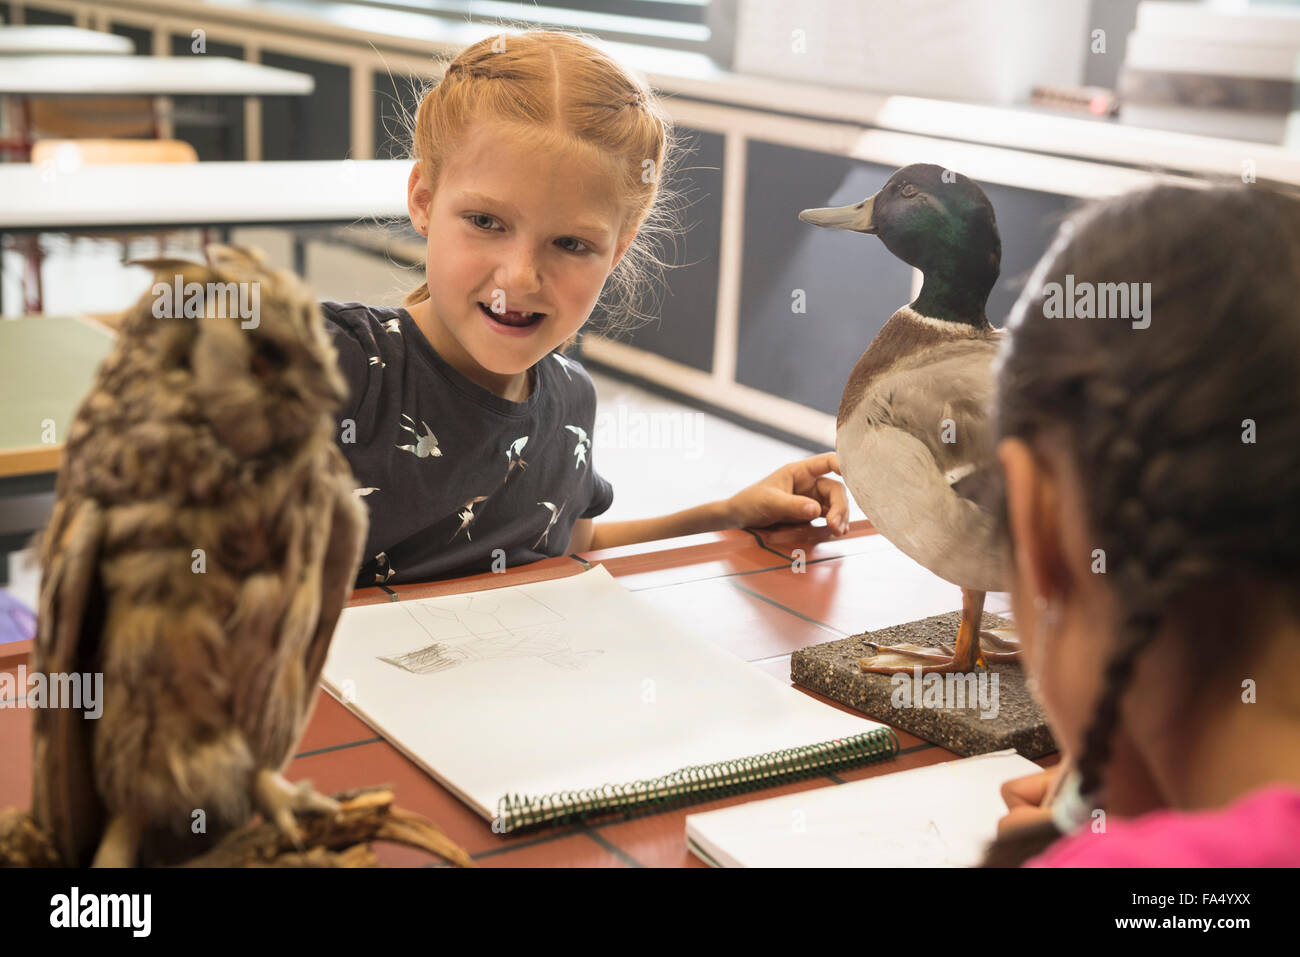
[477,300,544,335]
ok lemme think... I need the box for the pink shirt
[1026,784,1300,867]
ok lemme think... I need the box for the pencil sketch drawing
[377,591,604,674]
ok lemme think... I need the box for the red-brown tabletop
[0,520,1058,867]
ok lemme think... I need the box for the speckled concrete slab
[791,611,1056,758]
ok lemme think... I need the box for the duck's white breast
[836,334,1007,592]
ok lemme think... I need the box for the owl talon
[293,779,343,817]
[91,813,141,868]
[254,770,340,849]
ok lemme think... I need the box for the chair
[30,138,198,166]
[18,138,200,316]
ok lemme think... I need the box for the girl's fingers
[1000,769,1057,810]
[796,451,839,479]
[996,805,1055,838]
[813,476,848,530]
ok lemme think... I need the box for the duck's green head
[799,164,1001,314]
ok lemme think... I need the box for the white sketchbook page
[321,565,888,821]
[684,749,1042,868]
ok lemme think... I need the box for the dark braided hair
[980,183,1300,866]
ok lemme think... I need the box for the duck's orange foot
[976,628,1020,663]
[858,643,980,675]
[857,627,1020,674]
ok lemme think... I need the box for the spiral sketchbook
[685,749,1042,867]
[320,564,898,832]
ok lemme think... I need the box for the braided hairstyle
[981,183,1300,866]
[396,29,685,343]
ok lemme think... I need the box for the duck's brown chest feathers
[837,308,991,430]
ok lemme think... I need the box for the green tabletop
[0,315,114,478]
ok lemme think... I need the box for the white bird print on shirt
[396,413,441,458]
[353,487,380,497]
[552,353,578,380]
[382,317,402,335]
[534,500,565,549]
[368,355,385,368]
[565,425,591,469]
[450,495,490,542]
[503,435,529,482]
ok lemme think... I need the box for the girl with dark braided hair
[981,183,1300,866]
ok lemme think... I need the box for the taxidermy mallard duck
[799,163,1018,674]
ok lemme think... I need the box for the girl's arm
[573,453,849,552]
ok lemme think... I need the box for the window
[338,0,733,62]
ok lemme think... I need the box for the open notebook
[685,749,1042,867]
[320,564,900,832]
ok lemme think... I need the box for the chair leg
[21,235,43,314]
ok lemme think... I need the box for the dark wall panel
[737,141,912,416]
[980,182,1076,325]
[260,52,350,161]
[109,22,152,55]
[170,34,246,161]
[373,70,424,160]
[597,126,723,373]
[22,7,74,25]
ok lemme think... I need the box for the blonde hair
[399,29,684,349]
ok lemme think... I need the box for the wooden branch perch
[0,786,475,868]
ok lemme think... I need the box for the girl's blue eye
[557,237,589,254]
[465,213,589,254]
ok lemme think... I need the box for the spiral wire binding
[494,727,899,832]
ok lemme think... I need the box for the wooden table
[0,520,1057,867]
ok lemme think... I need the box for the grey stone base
[791,611,1057,758]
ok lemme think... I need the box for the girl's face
[406,119,636,396]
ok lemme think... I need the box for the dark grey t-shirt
[322,301,613,587]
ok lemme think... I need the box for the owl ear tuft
[204,243,270,275]
[129,252,208,274]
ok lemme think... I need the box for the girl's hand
[995,766,1064,837]
[725,452,850,536]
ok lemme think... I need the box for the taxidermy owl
[31,245,368,867]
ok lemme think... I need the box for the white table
[0,55,313,95]
[0,26,134,56]
[0,54,314,166]
[0,159,413,313]
[0,159,409,231]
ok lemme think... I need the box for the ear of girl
[982,183,1300,867]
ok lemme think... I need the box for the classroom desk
[0,520,1058,867]
[0,54,313,97]
[0,55,313,160]
[0,159,407,313]
[0,159,410,233]
[0,27,134,56]
[0,315,115,584]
